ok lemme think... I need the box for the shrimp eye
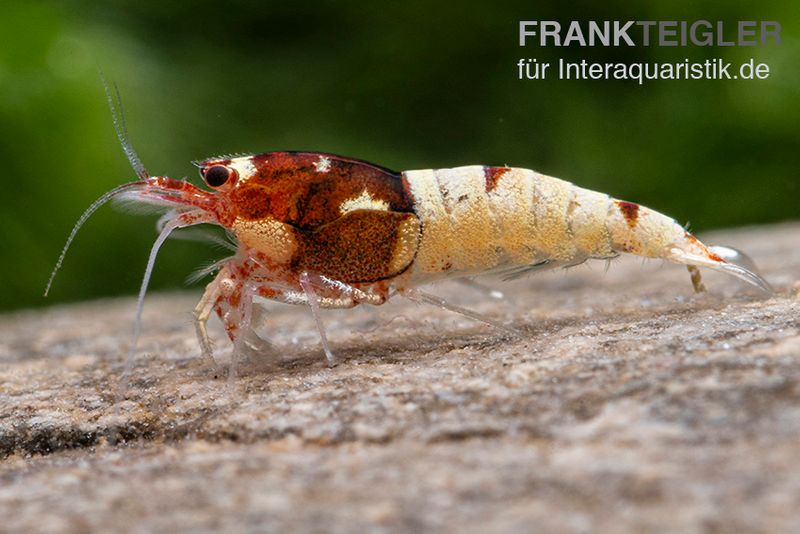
[204,165,231,187]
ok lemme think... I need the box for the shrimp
[46,95,771,370]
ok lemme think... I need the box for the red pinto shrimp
[47,96,771,379]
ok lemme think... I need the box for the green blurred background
[2,1,797,311]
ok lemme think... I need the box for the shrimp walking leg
[299,271,337,366]
[193,280,222,372]
[228,282,256,388]
[401,288,522,337]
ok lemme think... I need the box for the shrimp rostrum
[48,151,771,367]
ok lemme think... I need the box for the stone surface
[1,222,799,532]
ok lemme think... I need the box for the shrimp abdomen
[402,165,770,292]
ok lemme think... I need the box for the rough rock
[1,223,799,532]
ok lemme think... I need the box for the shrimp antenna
[100,70,148,179]
[46,75,151,297]
[44,182,140,296]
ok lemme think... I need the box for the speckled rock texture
[2,223,799,533]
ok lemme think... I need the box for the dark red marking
[684,231,725,262]
[232,185,272,220]
[616,200,640,229]
[484,166,510,193]
[684,232,699,244]
[293,211,419,283]
[233,152,413,230]
[257,286,280,299]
